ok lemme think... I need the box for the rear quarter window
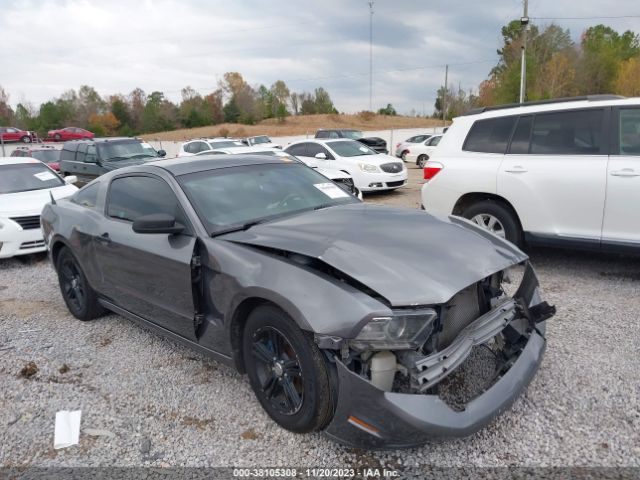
[463,117,517,154]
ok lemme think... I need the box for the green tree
[377,103,397,115]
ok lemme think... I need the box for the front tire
[21,135,32,143]
[417,154,429,168]
[461,200,522,246]
[242,305,333,433]
[56,247,105,321]
[54,133,61,141]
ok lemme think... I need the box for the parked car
[196,145,280,156]
[243,135,282,149]
[395,134,432,160]
[10,145,62,171]
[0,157,77,259]
[0,126,34,143]
[59,138,166,185]
[41,154,554,448]
[421,95,640,252]
[405,134,443,167]
[178,138,245,156]
[46,127,94,142]
[284,139,407,192]
[315,129,388,154]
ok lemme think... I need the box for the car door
[601,106,640,249]
[5,128,20,141]
[498,108,608,242]
[287,142,318,167]
[95,174,197,340]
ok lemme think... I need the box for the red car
[10,145,62,171]
[47,127,94,142]
[0,126,34,143]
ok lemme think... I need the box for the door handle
[505,165,528,173]
[97,232,111,244]
[610,169,640,177]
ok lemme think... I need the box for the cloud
[1,0,638,115]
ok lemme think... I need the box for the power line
[530,14,640,20]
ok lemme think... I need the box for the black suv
[59,138,166,185]
[315,129,388,154]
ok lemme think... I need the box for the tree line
[0,72,341,137]
[434,23,640,119]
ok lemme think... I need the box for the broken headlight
[350,308,437,350]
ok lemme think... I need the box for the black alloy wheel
[56,248,104,321]
[251,326,304,415]
[242,305,333,433]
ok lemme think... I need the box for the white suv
[421,95,640,253]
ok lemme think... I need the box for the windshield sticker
[313,182,350,199]
[359,146,369,152]
[34,171,56,181]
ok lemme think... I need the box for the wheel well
[452,193,523,230]
[50,240,67,267]
[229,297,272,373]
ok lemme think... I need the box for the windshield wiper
[211,218,269,237]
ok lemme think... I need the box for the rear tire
[54,133,61,141]
[461,200,522,246]
[242,305,333,433]
[21,136,32,143]
[56,247,105,321]
[401,151,408,161]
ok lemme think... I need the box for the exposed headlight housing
[350,308,437,350]
[358,163,380,173]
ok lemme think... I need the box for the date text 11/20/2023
[232,468,400,478]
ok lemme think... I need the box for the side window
[430,136,441,146]
[531,109,604,155]
[306,143,332,159]
[72,184,100,209]
[316,131,328,139]
[107,176,186,225]
[286,143,308,156]
[76,144,87,162]
[463,117,516,153]
[196,142,210,153]
[619,108,640,155]
[184,142,196,154]
[509,116,533,154]
[328,131,340,139]
[86,145,97,163]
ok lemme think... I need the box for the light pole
[368,1,374,111]
[519,0,529,104]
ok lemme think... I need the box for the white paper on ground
[54,410,81,449]
[34,171,56,181]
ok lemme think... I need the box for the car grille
[11,215,41,230]
[438,285,480,349]
[20,240,45,250]
[386,180,405,188]
[380,162,403,173]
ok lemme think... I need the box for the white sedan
[284,139,407,192]
[395,133,432,160]
[405,134,443,167]
[0,158,78,259]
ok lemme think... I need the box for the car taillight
[423,163,443,180]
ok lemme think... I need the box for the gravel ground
[1,164,639,469]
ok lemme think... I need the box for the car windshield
[98,141,159,161]
[251,136,271,144]
[30,150,61,163]
[178,162,358,235]
[0,163,64,194]
[208,140,245,148]
[342,130,363,140]
[327,140,376,157]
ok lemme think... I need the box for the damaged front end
[318,261,555,448]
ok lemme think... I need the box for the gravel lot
[1,164,639,469]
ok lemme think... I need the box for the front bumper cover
[323,262,552,449]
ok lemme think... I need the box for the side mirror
[65,175,78,184]
[132,213,184,235]
[315,152,327,160]
[157,149,167,158]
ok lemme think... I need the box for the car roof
[0,157,43,166]
[145,154,289,176]
[290,138,355,145]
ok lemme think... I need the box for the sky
[1,0,639,115]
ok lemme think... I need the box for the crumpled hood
[222,203,528,306]
[0,184,77,217]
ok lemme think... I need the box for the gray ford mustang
[41,154,555,448]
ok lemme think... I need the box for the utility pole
[368,1,374,111]
[442,64,448,128]
[519,0,529,103]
